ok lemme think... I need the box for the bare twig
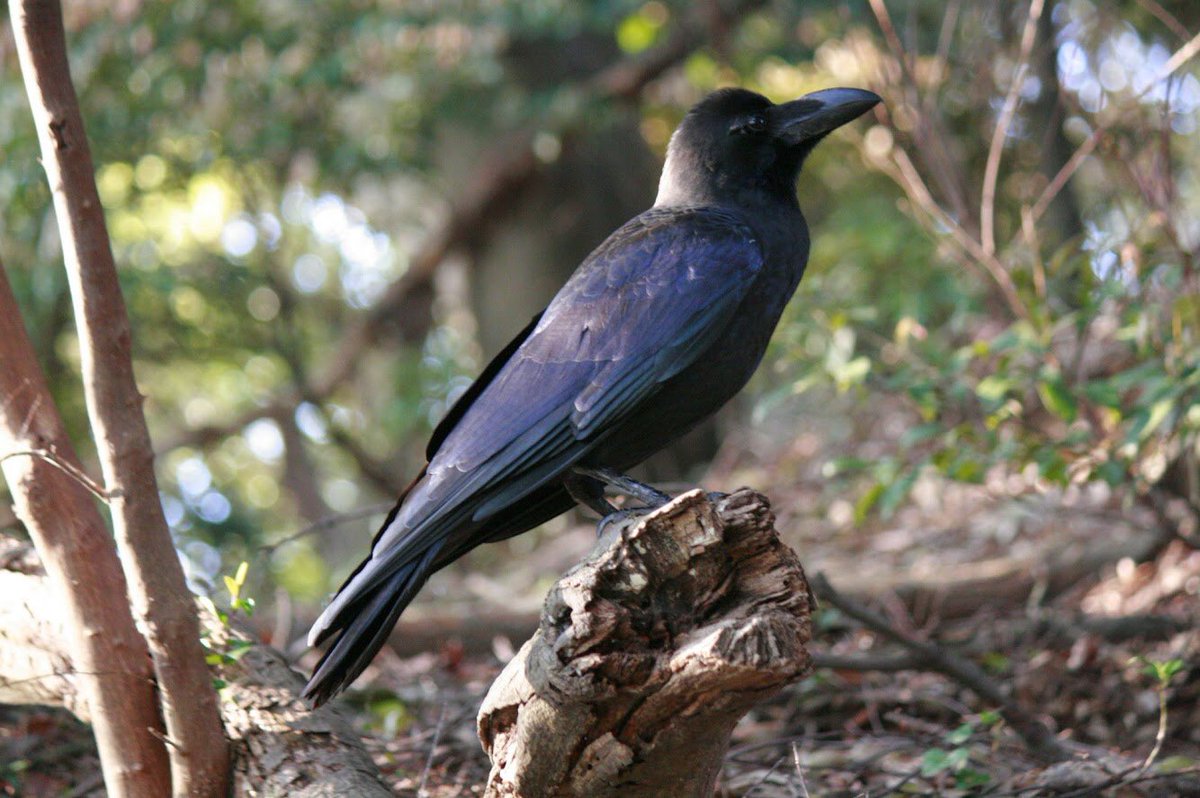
[10,1,229,794]
[811,572,1072,764]
[931,0,962,87]
[1140,679,1170,774]
[885,144,1029,320]
[812,651,927,672]
[259,502,395,556]
[1135,0,1195,44]
[981,0,1045,256]
[0,447,111,500]
[868,0,975,231]
[418,701,450,798]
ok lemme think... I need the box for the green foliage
[223,560,257,617]
[199,561,258,690]
[1136,656,1185,687]
[919,712,1001,790]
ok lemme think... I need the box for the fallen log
[477,488,813,798]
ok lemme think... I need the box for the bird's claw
[595,506,656,539]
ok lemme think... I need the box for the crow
[304,86,880,706]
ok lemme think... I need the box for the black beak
[769,87,882,145]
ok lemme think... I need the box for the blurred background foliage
[1,0,1197,621]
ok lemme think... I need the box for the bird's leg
[571,465,672,508]
[569,466,673,538]
[563,472,619,518]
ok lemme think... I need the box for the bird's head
[655,86,881,208]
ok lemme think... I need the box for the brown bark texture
[9,1,230,794]
[0,556,394,798]
[477,489,813,798]
[0,268,171,796]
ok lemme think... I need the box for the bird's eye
[731,115,767,136]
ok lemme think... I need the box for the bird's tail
[302,540,442,707]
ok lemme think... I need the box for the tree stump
[477,488,813,798]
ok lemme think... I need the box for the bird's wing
[329,207,762,605]
[425,311,543,461]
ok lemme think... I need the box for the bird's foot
[595,505,660,539]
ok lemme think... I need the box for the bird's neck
[654,154,802,212]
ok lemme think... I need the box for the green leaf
[1135,397,1175,442]
[854,482,884,524]
[920,748,951,776]
[945,747,970,770]
[1037,378,1077,422]
[223,575,239,603]
[901,423,941,447]
[835,356,871,389]
[1144,658,1184,683]
[975,375,1012,403]
[956,768,991,789]
[616,11,665,53]
[1097,460,1125,486]
[1082,380,1122,408]
[879,465,921,518]
[981,653,1010,674]
[946,724,973,745]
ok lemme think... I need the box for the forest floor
[4,395,1199,796]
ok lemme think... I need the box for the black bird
[304,86,880,705]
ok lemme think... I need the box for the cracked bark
[477,489,812,798]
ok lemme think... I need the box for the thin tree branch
[868,0,976,232]
[9,1,229,794]
[883,143,1030,320]
[0,447,111,500]
[981,0,1045,256]
[1135,0,1195,44]
[258,502,395,557]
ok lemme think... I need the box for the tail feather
[302,541,442,707]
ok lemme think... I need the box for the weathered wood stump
[477,488,813,798]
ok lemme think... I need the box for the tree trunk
[9,1,230,794]
[477,489,812,798]
[0,266,171,796]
